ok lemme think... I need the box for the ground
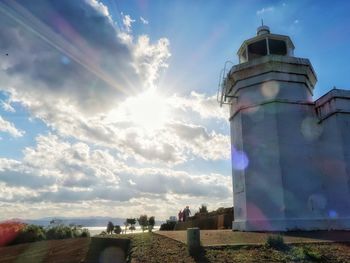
[130,232,350,263]
[0,238,90,263]
[156,230,350,246]
[0,231,350,262]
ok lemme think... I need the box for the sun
[115,88,169,131]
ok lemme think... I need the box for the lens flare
[261,81,280,99]
[232,147,249,170]
[301,117,323,141]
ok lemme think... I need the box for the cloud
[133,35,171,88]
[140,16,149,25]
[256,6,275,15]
[0,0,170,116]
[0,0,228,165]
[122,13,135,32]
[0,134,232,218]
[0,100,15,113]
[170,91,228,120]
[0,115,24,137]
[0,1,232,219]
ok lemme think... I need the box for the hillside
[1,233,350,263]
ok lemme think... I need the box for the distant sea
[87,225,160,236]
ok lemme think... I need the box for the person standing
[183,206,191,221]
[178,210,183,222]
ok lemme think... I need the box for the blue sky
[0,0,349,220]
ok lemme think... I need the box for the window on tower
[247,39,267,60]
[268,39,287,55]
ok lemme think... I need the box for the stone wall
[174,207,233,230]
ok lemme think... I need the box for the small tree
[123,220,129,234]
[199,204,208,214]
[129,225,136,232]
[160,221,176,231]
[124,218,136,234]
[148,216,155,232]
[113,225,122,234]
[106,221,114,235]
[137,215,148,232]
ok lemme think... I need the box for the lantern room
[237,25,295,63]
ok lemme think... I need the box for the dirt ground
[157,230,350,246]
[0,238,90,263]
[130,233,350,263]
[1,232,350,263]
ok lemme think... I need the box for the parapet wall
[174,208,233,230]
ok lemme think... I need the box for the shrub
[113,225,122,234]
[46,225,74,240]
[265,234,286,250]
[291,246,322,261]
[80,228,90,237]
[138,215,148,232]
[199,204,208,214]
[106,221,114,234]
[11,224,46,245]
[160,221,176,231]
[303,246,322,261]
[148,216,155,232]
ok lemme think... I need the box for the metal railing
[217,61,234,107]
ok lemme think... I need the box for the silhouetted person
[178,210,183,222]
[183,206,191,221]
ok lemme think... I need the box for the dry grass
[0,238,90,263]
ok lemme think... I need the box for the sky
[0,0,349,221]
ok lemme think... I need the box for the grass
[0,232,349,262]
[265,234,286,250]
[128,233,350,263]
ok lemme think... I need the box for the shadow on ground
[280,230,350,242]
[83,237,130,263]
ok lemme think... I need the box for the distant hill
[9,216,164,227]
[18,216,126,227]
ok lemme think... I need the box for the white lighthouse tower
[219,26,350,231]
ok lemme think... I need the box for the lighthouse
[219,26,350,231]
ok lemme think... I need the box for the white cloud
[170,91,228,120]
[0,134,232,219]
[0,100,15,112]
[122,13,135,32]
[140,16,149,25]
[133,35,171,88]
[0,116,24,137]
[256,6,275,15]
[0,0,233,220]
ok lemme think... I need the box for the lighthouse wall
[228,56,350,231]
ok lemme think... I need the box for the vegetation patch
[265,234,286,250]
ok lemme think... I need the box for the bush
[265,234,286,250]
[138,215,148,232]
[291,246,323,262]
[106,221,114,234]
[199,204,208,214]
[46,224,90,240]
[148,216,155,232]
[80,228,90,237]
[4,223,90,246]
[114,225,122,234]
[46,225,74,240]
[160,221,176,231]
[11,224,46,245]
